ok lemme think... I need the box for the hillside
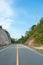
[17,18,43,46]
[24,18,42,46]
[25,18,43,46]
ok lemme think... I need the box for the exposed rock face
[0,26,11,45]
[25,39,34,46]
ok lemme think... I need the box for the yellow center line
[16,45,19,65]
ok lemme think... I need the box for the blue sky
[0,0,43,39]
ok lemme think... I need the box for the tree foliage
[17,18,43,45]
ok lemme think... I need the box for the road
[0,44,43,65]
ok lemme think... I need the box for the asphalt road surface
[0,44,43,65]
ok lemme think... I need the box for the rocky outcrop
[0,26,11,46]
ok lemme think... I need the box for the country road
[0,44,43,65]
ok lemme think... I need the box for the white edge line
[22,45,43,57]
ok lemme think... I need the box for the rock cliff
[0,26,11,46]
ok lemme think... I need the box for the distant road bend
[0,44,43,65]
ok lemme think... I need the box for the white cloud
[0,0,13,30]
[0,18,13,30]
[0,0,23,38]
[0,0,13,17]
[10,29,23,39]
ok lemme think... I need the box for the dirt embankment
[25,39,34,46]
[25,39,43,50]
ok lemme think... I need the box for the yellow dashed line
[16,45,19,65]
